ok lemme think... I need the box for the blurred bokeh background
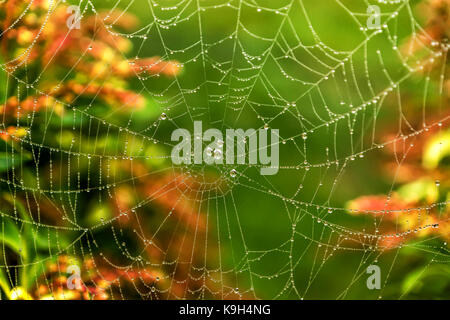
[0,0,449,299]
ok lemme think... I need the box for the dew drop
[213,149,222,160]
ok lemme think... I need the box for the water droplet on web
[230,169,237,177]
[160,112,167,120]
[213,149,222,160]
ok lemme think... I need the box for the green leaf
[0,152,21,172]
[3,194,32,224]
[2,195,32,261]
[0,59,8,98]
[34,227,69,250]
[397,178,438,203]
[0,150,31,173]
[402,267,426,295]
[402,264,450,297]
[0,268,11,298]
[22,258,47,290]
[0,217,25,257]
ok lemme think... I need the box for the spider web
[0,0,449,299]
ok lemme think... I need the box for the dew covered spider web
[0,0,450,300]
